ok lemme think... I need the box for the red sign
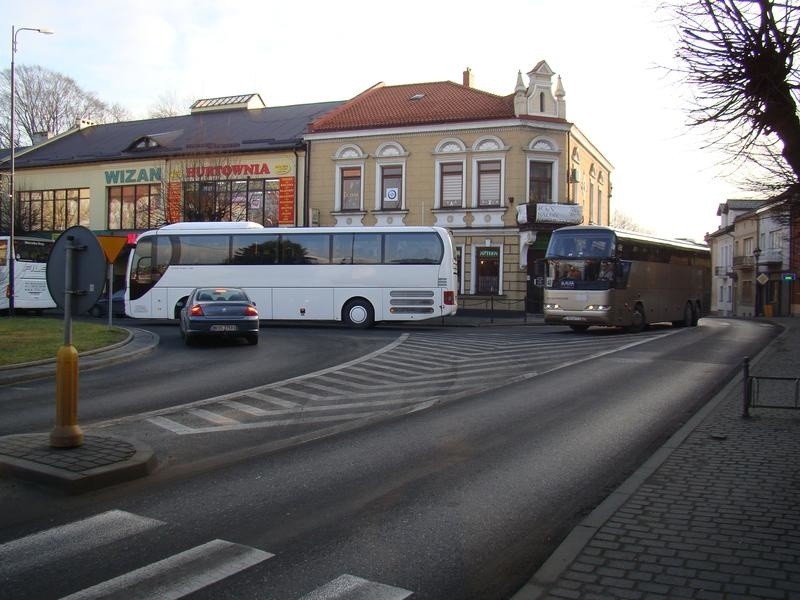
[279,177,295,225]
[167,182,182,223]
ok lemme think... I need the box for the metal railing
[456,294,530,324]
[741,356,800,417]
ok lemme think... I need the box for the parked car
[89,288,126,318]
[179,287,259,346]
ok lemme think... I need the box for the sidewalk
[513,317,800,600]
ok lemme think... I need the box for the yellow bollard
[50,344,84,448]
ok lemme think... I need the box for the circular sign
[47,226,107,315]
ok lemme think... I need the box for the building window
[439,162,464,208]
[529,161,552,203]
[183,179,278,225]
[477,160,501,207]
[17,188,90,233]
[108,184,165,230]
[380,165,403,210]
[340,167,362,211]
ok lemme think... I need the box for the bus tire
[674,302,693,328]
[174,297,188,320]
[343,298,374,329]
[569,325,589,333]
[691,302,700,326]
[628,304,647,333]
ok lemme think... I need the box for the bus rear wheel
[343,299,374,329]
[628,304,647,333]
[673,302,694,328]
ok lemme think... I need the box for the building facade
[2,95,343,288]
[708,197,796,317]
[305,62,613,313]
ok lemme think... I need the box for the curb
[0,433,157,494]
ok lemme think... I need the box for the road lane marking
[59,539,273,600]
[0,510,164,577]
[299,574,413,600]
[244,391,301,408]
[188,408,240,425]
[219,399,269,416]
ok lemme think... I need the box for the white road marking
[0,510,164,577]
[187,408,240,425]
[299,574,413,600]
[59,539,273,600]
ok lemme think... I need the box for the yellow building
[305,62,613,313]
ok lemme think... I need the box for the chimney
[31,131,53,145]
[463,67,474,88]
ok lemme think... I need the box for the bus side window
[616,261,631,287]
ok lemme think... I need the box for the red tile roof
[309,81,517,132]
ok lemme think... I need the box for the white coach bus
[0,235,57,313]
[126,222,459,327]
[543,225,710,332]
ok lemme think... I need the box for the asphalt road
[0,318,779,599]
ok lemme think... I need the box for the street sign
[757,273,769,286]
[782,272,797,281]
[47,226,107,315]
[96,235,129,263]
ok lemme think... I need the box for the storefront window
[16,188,90,233]
[182,179,279,225]
[108,184,164,230]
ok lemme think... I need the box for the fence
[741,356,800,417]
[456,294,529,324]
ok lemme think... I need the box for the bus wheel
[691,302,700,326]
[174,297,188,320]
[674,302,693,328]
[569,325,589,333]
[628,304,647,333]
[343,299,374,329]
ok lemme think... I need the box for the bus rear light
[190,304,204,316]
[443,291,455,305]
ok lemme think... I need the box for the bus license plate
[210,325,238,332]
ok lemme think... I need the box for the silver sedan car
[179,287,259,346]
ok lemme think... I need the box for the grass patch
[0,316,128,366]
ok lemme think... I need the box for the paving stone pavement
[513,318,800,600]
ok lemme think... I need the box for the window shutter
[479,172,500,206]
[442,173,462,207]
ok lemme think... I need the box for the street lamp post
[8,25,53,316]
[753,246,762,317]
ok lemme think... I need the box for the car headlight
[585,305,610,311]
[544,303,560,310]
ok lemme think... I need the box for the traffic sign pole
[50,235,83,448]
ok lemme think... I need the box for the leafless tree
[666,0,800,195]
[148,91,190,118]
[611,210,652,234]
[0,64,131,148]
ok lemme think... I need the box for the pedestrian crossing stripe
[59,539,273,600]
[299,574,413,600]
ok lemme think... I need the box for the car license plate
[210,324,238,332]
[563,316,586,322]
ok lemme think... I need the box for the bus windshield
[547,258,626,291]
[546,229,615,259]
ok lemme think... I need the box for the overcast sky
[4,0,749,242]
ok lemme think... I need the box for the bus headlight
[585,305,610,311]
[544,303,560,310]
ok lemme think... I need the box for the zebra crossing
[98,328,678,438]
[0,509,413,599]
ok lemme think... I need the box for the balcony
[732,255,755,269]
[758,248,784,266]
[516,203,582,226]
[714,266,730,276]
